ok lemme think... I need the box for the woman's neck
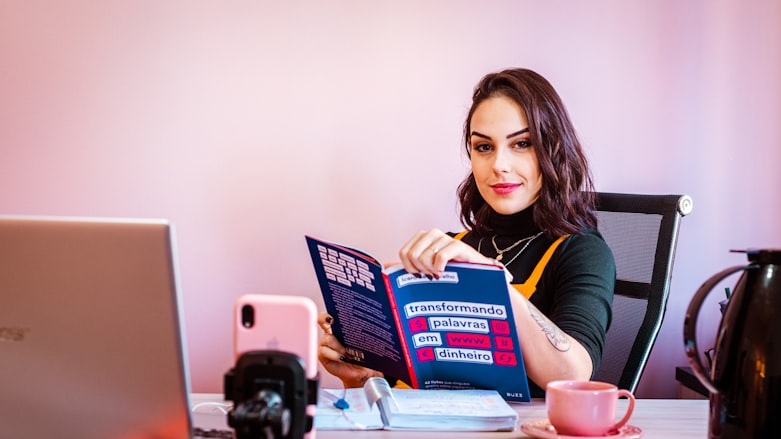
[487,204,540,237]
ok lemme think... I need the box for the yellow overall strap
[513,235,569,299]
[453,230,469,241]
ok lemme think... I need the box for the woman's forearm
[509,288,593,389]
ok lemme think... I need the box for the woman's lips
[491,183,520,195]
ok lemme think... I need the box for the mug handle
[612,389,635,431]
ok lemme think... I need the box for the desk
[191,394,708,439]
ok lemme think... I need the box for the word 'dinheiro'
[435,347,493,364]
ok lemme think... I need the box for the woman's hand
[398,229,495,276]
[317,312,383,388]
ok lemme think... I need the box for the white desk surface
[191,393,708,439]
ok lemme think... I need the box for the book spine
[383,272,418,388]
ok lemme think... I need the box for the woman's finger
[317,312,334,334]
[398,230,427,273]
[399,229,446,274]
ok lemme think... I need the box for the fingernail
[325,316,333,324]
[426,274,433,280]
[413,273,422,278]
[339,355,346,362]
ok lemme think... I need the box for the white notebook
[315,377,518,431]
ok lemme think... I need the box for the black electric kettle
[684,249,781,438]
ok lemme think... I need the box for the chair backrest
[592,192,693,393]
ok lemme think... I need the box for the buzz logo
[266,337,280,350]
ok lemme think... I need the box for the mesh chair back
[592,192,692,393]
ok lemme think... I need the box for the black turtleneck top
[452,204,615,398]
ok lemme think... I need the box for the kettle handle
[683,264,749,395]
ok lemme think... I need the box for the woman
[318,68,615,397]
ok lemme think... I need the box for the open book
[315,377,518,431]
[306,235,531,402]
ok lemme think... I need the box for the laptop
[0,216,193,439]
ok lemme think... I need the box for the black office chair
[592,192,693,393]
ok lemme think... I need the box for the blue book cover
[306,235,531,402]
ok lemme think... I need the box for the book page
[390,388,517,417]
[305,236,412,384]
[314,384,518,431]
[385,388,518,431]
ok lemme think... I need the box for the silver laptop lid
[0,216,192,439]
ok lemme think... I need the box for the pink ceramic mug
[546,380,635,436]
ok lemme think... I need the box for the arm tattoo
[527,302,571,352]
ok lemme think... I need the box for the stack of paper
[315,378,519,431]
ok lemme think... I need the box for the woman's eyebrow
[470,128,529,140]
[506,128,529,139]
[470,130,491,140]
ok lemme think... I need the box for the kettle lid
[734,248,781,264]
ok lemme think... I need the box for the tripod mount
[224,351,318,439]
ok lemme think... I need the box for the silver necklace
[479,232,544,266]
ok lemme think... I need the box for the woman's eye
[514,140,532,149]
[473,143,492,152]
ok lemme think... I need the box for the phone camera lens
[241,305,255,328]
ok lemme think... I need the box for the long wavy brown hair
[457,68,597,238]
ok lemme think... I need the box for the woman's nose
[492,147,511,173]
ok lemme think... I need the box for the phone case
[233,294,318,439]
[233,294,318,380]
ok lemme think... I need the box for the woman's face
[469,95,542,216]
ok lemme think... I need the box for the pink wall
[2,0,780,397]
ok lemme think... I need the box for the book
[305,235,531,402]
[314,377,519,431]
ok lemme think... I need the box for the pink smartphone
[233,293,319,380]
[233,294,319,439]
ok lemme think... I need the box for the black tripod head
[224,351,318,439]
